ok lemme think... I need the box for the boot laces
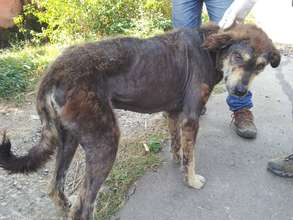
[231,108,253,125]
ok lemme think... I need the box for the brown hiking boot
[232,108,257,139]
[267,154,293,177]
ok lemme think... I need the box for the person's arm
[219,0,258,30]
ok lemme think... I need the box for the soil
[0,44,291,220]
[0,99,164,220]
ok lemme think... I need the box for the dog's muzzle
[233,84,248,97]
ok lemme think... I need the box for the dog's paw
[187,174,206,189]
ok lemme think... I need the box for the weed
[0,45,60,100]
[147,135,162,153]
[95,119,168,220]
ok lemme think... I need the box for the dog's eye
[233,53,243,63]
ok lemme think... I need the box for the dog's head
[201,23,281,97]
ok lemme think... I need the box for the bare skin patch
[0,24,280,220]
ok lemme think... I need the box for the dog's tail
[0,89,60,174]
[0,125,58,174]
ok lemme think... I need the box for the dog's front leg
[167,112,181,163]
[181,118,206,189]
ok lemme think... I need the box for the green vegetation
[0,2,213,219]
[0,45,60,101]
[96,144,161,219]
[1,0,172,101]
[15,0,172,44]
[147,135,163,153]
[95,127,167,220]
[1,2,171,218]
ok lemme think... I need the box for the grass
[0,26,165,103]
[95,123,168,220]
[1,40,169,219]
[95,145,160,219]
[1,22,228,219]
[0,44,60,102]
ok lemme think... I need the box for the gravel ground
[0,44,292,220]
[0,100,164,220]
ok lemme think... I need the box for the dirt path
[0,100,164,220]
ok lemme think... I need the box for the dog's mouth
[226,86,248,97]
[230,89,248,97]
[225,78,248,97]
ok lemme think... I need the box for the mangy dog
[0,24,281,219]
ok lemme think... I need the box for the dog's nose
[234,84,247,97]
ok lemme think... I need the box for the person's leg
[268,154,293,177]
[172,0,208,115]
[205,0,257,139]
[204,0,233,23]
[172,0,203,28]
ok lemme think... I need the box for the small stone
[100,185,111,194]
[40,193,47,198]
[69,195,78,205]
[43,169,49,176]
[30,115,39,120]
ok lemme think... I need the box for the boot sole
[235,127,257,139]
[267,166,293,178]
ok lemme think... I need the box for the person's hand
[219,0,257,30]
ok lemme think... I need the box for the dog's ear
[269,48,281,68]
[202,33,234,50]
[199,23,220,36]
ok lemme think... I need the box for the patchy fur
[0,24,280,220]
[201,23,280,68]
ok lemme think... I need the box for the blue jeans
[172,0,253,112]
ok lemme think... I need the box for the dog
[0,23,280,220]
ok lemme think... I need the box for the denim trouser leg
[226,91,253,112]
[172,0,203,28]
[172,0,234,28]
[172,0,254,112]
[204,0,234,23]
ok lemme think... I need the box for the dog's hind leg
[181,119,206,189]
[167,112,181,163]
[61,89,120,220]
[49,129,79,215]
[71,133,118,220]
[70,118,119,220]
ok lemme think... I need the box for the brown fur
[201,24,280,68]
[0,24,280,220]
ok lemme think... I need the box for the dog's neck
[211,51,224,85]
[200,30,224,84]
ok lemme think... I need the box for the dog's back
[0,27,221,220]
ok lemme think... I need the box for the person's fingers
[219,0,244,29]
[219,0,257,30]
